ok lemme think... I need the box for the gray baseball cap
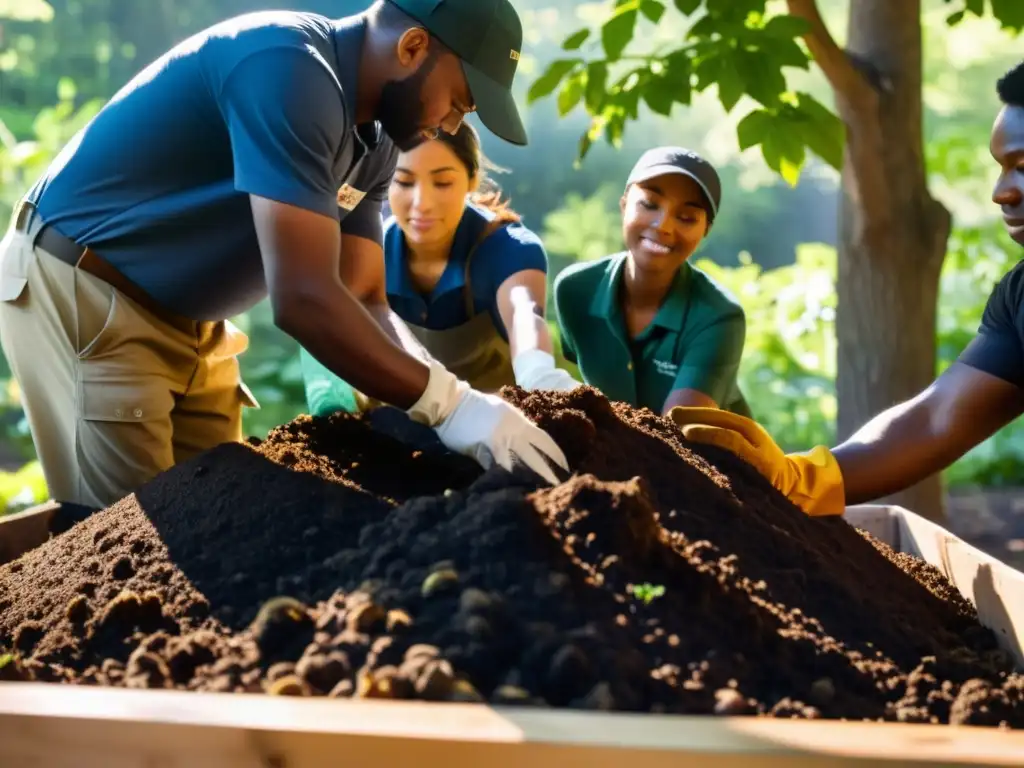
[625,146,722,225]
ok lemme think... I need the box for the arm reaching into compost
[253,198,569,484]
[498,271,581,393]
[338,231,440,366]
[255,197,431,407]
[669,362,1024,516]
[829,363,1024,504]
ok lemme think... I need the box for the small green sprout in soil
[630,583,665,605]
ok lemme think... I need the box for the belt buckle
[12,200,34,233]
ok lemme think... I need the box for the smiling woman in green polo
[553,146,750,417]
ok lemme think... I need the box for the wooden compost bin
[0,502,1023,767]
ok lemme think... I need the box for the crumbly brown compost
[1,387,1021,726]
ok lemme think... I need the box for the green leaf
[762,14,811,38]
[562,28,591,51]
[602,5,639,61]
[736,109,773,150]
[663,53,693,105]
[527,59,581,104]
[792,92,845,170]
[693,52,721,91]
[778,149,804,187]
[575,131,595,167]
[585,61,609,112]
[687,15,717,38]
[705,0,763,22]
[604,110,627,148]
[736,107,810,185]
[557,73,585,116]
[991,0,1024,31]
[945,9,965,25]
[643,75,676,116]
[733,49,786,106]
[759,128,805,186]
[758,36,811,70]
[674,0,701,13]
[640,0,666,23]
[715,56,745,112]
[622,87,642,119]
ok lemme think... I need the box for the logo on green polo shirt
[653,359,678,377]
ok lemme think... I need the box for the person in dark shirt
[0,0,567,510]
[668,59,1024,517]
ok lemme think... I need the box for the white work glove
[407,360,569,485]
[512,349,582,393]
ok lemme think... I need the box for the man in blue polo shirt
[0,0,567,509]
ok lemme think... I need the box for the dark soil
[1,387,1021,726]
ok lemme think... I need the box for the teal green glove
[298,346,360,417]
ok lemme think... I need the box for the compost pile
[1,387,1022,727]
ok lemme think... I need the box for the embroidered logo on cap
[337,184,366,211]
[510,49,520,61]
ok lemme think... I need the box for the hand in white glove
[512,349,582,393]
[407,361,569,485]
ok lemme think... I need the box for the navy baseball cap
[386,0,528,146]
[625,146,722,225]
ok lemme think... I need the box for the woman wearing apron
[300,122,579,417]
[553,146,751,417]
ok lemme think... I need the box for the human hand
[668,407,845,517]
[408,361,569,484]
[512,349,582,393]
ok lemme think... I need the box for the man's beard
[377,51,440,152]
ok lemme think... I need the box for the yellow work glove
[667,406,845,517]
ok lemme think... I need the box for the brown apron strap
[463,218,509,319]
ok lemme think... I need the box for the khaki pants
[0,226,258,509]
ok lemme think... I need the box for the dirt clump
[0,386,1021,726]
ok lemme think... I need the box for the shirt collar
[386,205,490,300]
[588,253,693,333]
[652,263,692,331]
[332,15,382,150]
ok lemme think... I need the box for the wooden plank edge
[843,505,901,549]
[0,499,61,566]
[889,506,1024,667]
[0,683,1023,766]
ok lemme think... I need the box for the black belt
[12,200,195,331]
[13,200,87,267]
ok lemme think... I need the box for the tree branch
[786,0,875,106]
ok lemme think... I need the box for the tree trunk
[834,0,952,522]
